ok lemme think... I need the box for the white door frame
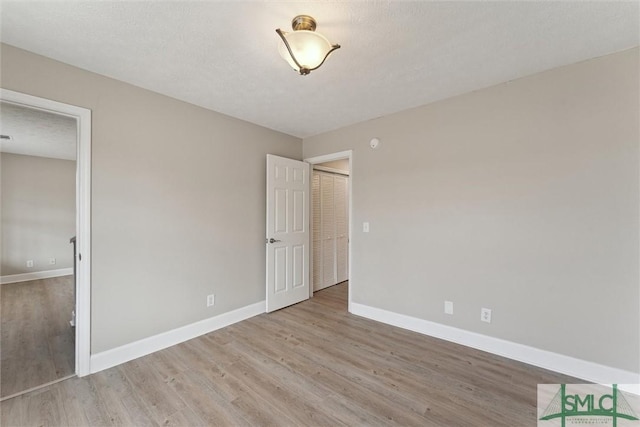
[304,150,353,312]
[0,88,92,377]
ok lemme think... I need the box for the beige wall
[304,48,639,373]
[1,44,302,353]
[1,153,76,275]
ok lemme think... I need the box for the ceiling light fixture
[276,15,341,75]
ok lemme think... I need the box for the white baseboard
[1,268,73,284]
[350,302,640,395]
[90,300,266,374]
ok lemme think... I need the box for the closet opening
[305,151,352,312]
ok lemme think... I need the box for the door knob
[267,238,282,244]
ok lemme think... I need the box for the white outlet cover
[481,308,492,323]
[363,222,370,232]
[26,260,34,268]
[444,301,453,315]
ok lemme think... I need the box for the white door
[266,154,310,312]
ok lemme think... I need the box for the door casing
[0,88,92,376]
[304,150,353,312]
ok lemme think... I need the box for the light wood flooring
[1,282,576,426]
[1,276,75,399]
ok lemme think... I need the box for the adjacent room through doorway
[0,102,78,399]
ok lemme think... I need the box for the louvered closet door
[334,175,349,283]
[312,173,322,290]
[320,174,336,288]
[312,170,349,292]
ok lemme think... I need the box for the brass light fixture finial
[276,15,341,75]
[291,15,316,32]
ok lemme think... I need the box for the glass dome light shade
[278,30,334,72]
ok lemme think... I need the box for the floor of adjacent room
[1,276,75,400]
[1,281,576,425]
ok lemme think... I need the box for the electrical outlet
[444,301,453,315]
[207,294,215,307]
[481,308,492,323]
[49,257,56,265]
[362,222,370,233]
[26,260,34,268]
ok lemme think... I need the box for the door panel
[335,176,349,283]
[292,244,305,288]
[321,174,335,288]
[312,174,321,289]
[292,190,305,232]
[274,246,287,293]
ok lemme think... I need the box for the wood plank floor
[1,276,75,398]
[1,282,577,426]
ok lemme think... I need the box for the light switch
[363,222,370,233]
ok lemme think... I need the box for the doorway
[305,151,352,312]
[0,89,91,398]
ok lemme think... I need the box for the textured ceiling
[0,102,77,160]
[0,1,638,138]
